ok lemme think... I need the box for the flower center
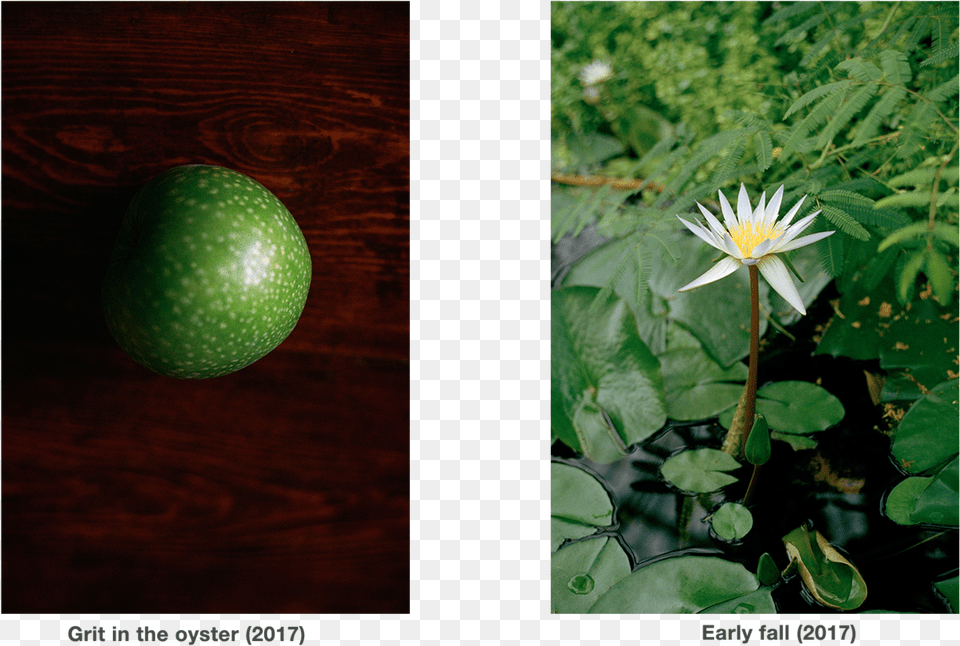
[730,222,778,257]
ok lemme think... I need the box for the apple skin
[103,165,312,378]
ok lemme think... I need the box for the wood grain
[2,1,410,613]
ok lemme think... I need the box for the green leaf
[884,457,959,527]
[837,57,883,82]
[552,286,668,461]
[783,80,854,120]
[744,413,772,466]
[772,431,818,451]
[660,347,748,421]
[719,381,845,435]
[552,537,632,613]
[817,84,878,148]
[911,457,959,526]
[934,576,959,613]
[755,131,773,172]
[926,250,955,306]
[879,300,960,398]
[891,380,960,474]
[551,462,615,552]
[711,502,754,541]
[880,49,912,86]
[589,555,774,613]
[783,526,868,610]
[898,250,927,304]
[818,203,871,240]
[852,86,907,146]
[757,553,781,587]
[660,448,742,494]
[782,84,851,157]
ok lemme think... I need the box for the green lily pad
[891,380,959,474]
[588,555,774,613]
[771,431,818,451]
[552,286,667,462]
[934,575,959,613]
[879,298,960,400]
[711,502,754,541]
[884,457,959,527]
[783,525,868,611]
[551,536,632,613]
[660,347,748,421]
[661,448,742,493]
[551,462,614,552]
[719,381,845,434]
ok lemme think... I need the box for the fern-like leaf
[837,57,883,82]
[755,131,773,172]
[775,9,831,47]
[817,84,878,148]
[782,86,850,158]
[660,128,751,200]
[763,1,818,26]
[920,12,960,67]
[880,49,912,85]
[819,189,910,230]
[818,203,871,240]
[851,86,907,146]
[925,74,960,102]
[817,227,846,277]
[708,137,747,194]
[783,80,854,120]
[896,101,937,159]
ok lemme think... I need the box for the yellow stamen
[730,222,778,256]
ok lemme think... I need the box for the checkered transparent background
[5,0,958,643]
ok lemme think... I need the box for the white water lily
[677,183,835,315]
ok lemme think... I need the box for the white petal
[737,183,754,225]
[776,229,836,252]
[697,202,727,238]
[678,215,727,253]
[764,185,784,227]
[750,233,783,258]
[678,256,742,292]
[772,211,819,249]
[721,232,745,259]
[754,192,767,222]
[757,255,806,315]
[718,188,738,230]
[779,194,807,228]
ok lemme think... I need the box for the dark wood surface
[2,1,410,613]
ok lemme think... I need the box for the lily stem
[742,264,761,506]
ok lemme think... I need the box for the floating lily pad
[719,381,844,434]
[884,457,959,527]
[660,347,748,421]
[661,448,742,493]
[552,536,632,614]
[552,286,667,462]
[711,502,754,541]
[588,554,775,613]
[783,526,868,611]
[551,462,614,552]
[891,380,959,474]
[934,575,959,613]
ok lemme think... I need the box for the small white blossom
[677,183,835,315]
[579,59,614,86]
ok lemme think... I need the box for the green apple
[103,164,312,378]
